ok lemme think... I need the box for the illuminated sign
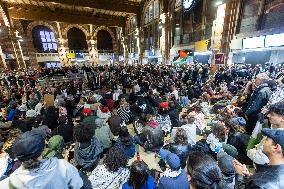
[265,33,284,47]
[243,36,265,49]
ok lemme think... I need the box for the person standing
[245,73,272,133]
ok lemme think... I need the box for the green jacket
[95,125,113,149]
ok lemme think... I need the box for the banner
[215,53,225,65]
[195,40,210,52]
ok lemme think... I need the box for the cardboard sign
[44,94,54,107]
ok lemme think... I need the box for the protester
[89,146,129,188]
[73,123,103,172]
[122,160,156,189]
[0,131,83,188]
[234,129,284,188]
[158,149,189,189]
[187,151,226,189]
[0,63,283,189]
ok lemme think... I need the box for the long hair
[104,146,128,172]
[128,161,150,189]
[187,152,226,189]
[174,128,188,145]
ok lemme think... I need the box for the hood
[9,158,59,188]
[74,137,103,169]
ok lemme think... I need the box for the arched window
[97,30,113,52]
[67,27,88,51]
[32,26,57,53]
[144,0,160,24]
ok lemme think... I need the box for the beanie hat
[13,130,45,161]
[83,108,92,115]
[222,143,238,158]
[217,152,235,176]
[160,149,180,170]
[159,102,169,109]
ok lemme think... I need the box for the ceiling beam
[7,6,125,27]
[33,0,141,14]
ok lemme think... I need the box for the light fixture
[215,1,223,6]
[159,25,163,29]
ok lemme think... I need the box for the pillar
[9,29,25,69]
[160,12,170,64]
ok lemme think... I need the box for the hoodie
[74,137,103,172]
[0,158,83,189]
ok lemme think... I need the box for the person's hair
[187,152,226,189]
[193,104,202,112]
[269,102,284,116]
[58,115,67,124]
[225,120,246,135]
[3,128,22,152]
[119,126,130,138]
[73,123,95,143]
[211,122,227,142]
[128,161,150,189]
[271,139,284,157]
[22,158,41,169]
[187,115,195,124]
[174,128,188,145]
[104,146,128,172]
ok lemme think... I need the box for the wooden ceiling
[2,0,144,27]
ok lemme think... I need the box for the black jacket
[236,164,284,189]
[245,83,272,116]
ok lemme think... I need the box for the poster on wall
[215,53,225,65]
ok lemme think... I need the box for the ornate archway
[62,24,89,39]
[27,21,58,43]
[93,26,119,55]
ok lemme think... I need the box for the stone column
[58,38,69,66]
[160,12,170,64]
[9,29,25,69]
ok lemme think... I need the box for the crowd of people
[0,63,283,189]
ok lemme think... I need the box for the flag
[179,50,188,59]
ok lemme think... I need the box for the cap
[13,130,45,161]
[159,149,180,170]
[262,128,284,149]
[159,102,169,109]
